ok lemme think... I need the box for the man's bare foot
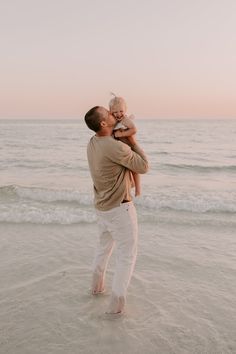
[92,288,105,295]
[104,310,124,318]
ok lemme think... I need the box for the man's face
[98,107,116,128]
[106,110,117,127]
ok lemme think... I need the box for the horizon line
[0,116,236,121]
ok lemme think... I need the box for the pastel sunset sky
[1,0,236,119]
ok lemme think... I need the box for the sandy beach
[1,217,235,354]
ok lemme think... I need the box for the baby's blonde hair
[109,93,127,112]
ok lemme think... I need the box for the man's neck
[96,128,113,137]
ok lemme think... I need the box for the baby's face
[110,105,126,121]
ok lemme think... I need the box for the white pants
[92,201,138,313]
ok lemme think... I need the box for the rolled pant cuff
[106,293,125,314]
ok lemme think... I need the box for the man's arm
[114,117,137,138]
[108,136,149,174]
[114,127,137,138]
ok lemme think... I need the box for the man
[84,106,148,315]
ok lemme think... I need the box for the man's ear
[100,120,107,128]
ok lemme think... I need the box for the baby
[109,94,141,196]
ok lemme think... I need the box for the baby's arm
[114,116,137,138]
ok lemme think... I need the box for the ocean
[0,118,236,354]
[0,119,235,226]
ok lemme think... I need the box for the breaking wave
[0,185,235,224]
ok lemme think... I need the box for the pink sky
[1,0,236,119]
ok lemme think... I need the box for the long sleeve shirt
[87,135,148,211]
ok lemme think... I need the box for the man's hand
[114,131,137,148]
[114,130,123,138]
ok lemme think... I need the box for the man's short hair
[84,106,104,132]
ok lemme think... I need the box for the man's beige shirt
[87,136,148,211]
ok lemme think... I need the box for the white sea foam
[0,185,92,205]
[0,204,96,224]
[137,194,236,213]
[0,184,235,224]
[1,185,236,215]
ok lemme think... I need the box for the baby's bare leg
[132,172,141,196]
